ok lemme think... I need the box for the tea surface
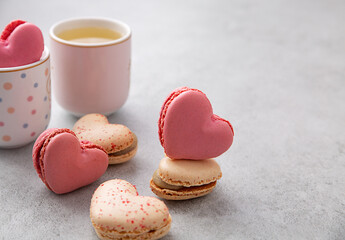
[58,27,122,43]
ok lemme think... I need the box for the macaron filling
[108,134,137,157]
[151,169,219,192]
[152,170,184,190]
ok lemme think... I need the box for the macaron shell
[150,179,217,200]
[32,128,58,180]
[0,21,44,67]
[1,20,26,40]
[40,131,108,194]
[158,87,191,145]
[90,179,171,239]
[159,88,234,160]
[158,157,222,187]
[73,113,136,154]
[94,219,171,240]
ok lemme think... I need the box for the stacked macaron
[150,87,234,200]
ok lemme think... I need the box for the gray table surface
[1,0,344,239]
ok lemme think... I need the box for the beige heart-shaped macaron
[90,179,172,240]
[73,114,137,164]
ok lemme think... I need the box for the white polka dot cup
[50,17,131,116]
[0,47,50,148]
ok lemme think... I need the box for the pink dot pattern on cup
[0,71,51,144]
[2,135,11,142]
[3,82,12,90]
[7,107,15,114]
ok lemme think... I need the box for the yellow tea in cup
[58,27,122,43]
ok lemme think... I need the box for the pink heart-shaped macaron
[33,128,108,194]
[159,87,234,160]
[0,20,44,68]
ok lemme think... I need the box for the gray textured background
[0,0,345,239]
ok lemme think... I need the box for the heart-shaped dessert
[90,179,172,240]
[32,128,108,194]
[0,20,44,68]
[73,114,138,164]
[159,87,234,160]
[150,157,222,200]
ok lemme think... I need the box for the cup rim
[49,17,131,48]
[0,46,50,73]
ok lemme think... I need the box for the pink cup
[50,17,131,116]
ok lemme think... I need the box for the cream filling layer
[152,170,184,190]
[108,134,137,157]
